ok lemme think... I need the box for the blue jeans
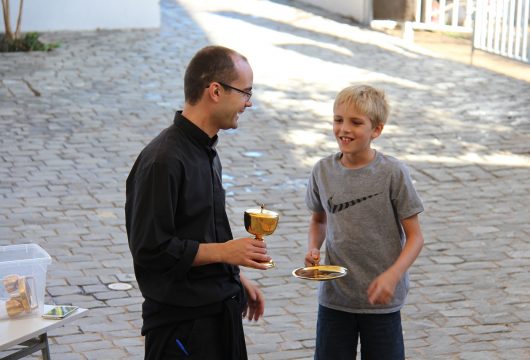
[315,305,404,360]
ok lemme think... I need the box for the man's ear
[208,83,221,101]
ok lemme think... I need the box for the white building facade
[2,0,160,32]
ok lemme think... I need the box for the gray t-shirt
[305,151,424,313]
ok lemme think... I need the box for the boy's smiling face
[333,102,383,162]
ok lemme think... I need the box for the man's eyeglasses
[215,82,252,102]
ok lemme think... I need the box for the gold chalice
[244,204,279,269]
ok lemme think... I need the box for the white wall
[1,0,160,32]
[295,0,373,25]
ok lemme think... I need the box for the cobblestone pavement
[1,0,529,359]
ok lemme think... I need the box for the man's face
[216,57,253,130]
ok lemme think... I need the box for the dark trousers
[145,298,247,360]
[315,305,404,360]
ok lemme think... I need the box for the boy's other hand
[367,270,400,305]
[304,248,320,267]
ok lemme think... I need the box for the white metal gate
[413,0,474,32]
[412,0,530,63]
[473,0,530,63]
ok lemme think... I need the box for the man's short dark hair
[184,46,248,105]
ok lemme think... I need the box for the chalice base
[254,235,275,269]
[262,260,275,269]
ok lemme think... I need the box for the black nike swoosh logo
[327,193,380,214]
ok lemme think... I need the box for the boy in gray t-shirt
[305,85,424,360]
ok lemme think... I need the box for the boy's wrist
[386,266,403,282]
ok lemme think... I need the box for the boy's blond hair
[333,85,389,128]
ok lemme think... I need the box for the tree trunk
[14,0,23,39]
[2,0,14,42]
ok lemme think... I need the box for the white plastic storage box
[0,244,52,319]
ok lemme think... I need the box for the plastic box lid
[0,243,52,265]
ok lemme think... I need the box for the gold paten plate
[292,265,348,281]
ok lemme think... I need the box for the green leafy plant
[1,32,59,51]
[1,0,59,52]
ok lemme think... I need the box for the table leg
[1,333,51,360]
[40,333,51,360]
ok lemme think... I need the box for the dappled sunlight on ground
[179,0,529,174]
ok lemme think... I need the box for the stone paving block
[53,332,103,345]
[71,340,114,353]
[105,296,143,307]
[67,276,102,286]
[108,312,142,322]
[93,290,130,301]
[246,332,284,346]
[261,349,314,359]
[280,341,305,351]
[82,284,111,293]
[47,325,83,338]
[112,337,144,348]
[469,324,511,334]
[84,349,128,360]
[97,274,119,284]
[48,270,85,278]
[80,320,134,333]
[46,344,72,354]
[281,329,316,342]
[499,348,530,359]
[49,353,85,360]
[47,285,82,296]
[476,312,521,325]
[124,348,144,360]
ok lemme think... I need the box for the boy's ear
[371,124,384,139]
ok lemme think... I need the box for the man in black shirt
[125,46,270,360]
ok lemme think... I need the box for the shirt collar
[174,111,218,148]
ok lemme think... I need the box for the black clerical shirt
[125,112,242,333]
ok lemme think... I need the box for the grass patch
[0,32,59,52]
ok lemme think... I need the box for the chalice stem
[256,237,275,268]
